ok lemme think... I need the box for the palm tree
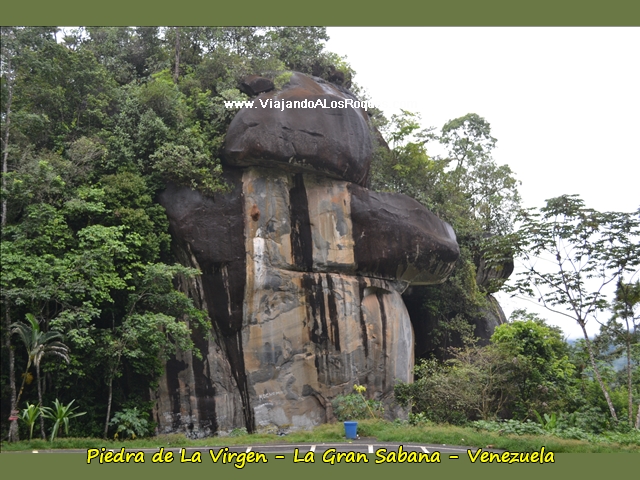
[11,314,70,439]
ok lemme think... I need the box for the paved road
[6,440,503,456]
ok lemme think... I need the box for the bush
[395,354,509,425]
[229,427,248,437]
[109,407,149,439]
[408,412,430,426]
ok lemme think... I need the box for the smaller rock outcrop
[239,75,275,96]
[475,255,514,294]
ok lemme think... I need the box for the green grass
[2,420,638,453]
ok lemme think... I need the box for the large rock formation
[154,73,460,436]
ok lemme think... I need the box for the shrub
[471,419,546,436]
[332,385,383,421]
[109,407,149,439]
[20,403,42,440]
[41,399,86,442]
[229,427,248,437]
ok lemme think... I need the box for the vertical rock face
[155,73,461,436]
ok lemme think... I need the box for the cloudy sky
[326,27,640,339]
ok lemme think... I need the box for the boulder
[473,294,508,343]
[349,185,460,285]
[239,75,275,96]
[475,255,514,294]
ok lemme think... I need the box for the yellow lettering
[113,448,124,462]
[323,448,337,465]
[293,449,315,463]
[152,447,174,463]
[398,446,407,462]
[234,452,246,469]
[87,449,99,464]
[374,448,434,463]
[180,448,201,463]
[209,448,227,463]
[467,448,482,463]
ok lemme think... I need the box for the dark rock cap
[224,72,373,186]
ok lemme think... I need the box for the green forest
[1,26,638,446]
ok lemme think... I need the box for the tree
[491,312,576,418]
[0,27,53,441]
[509,195,640,421]
[370,112,521,357]
[265,27,329,73]
[437,113,521,236]
[10,314,70,438]
[395,357,474,424]
[98,263,207,438]
[601,280,640,425]
[395,312,577,423]
[0,25,349,439]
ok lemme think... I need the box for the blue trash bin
[344,421,358,439]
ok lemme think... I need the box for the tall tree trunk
[36,363,46,439]
[2,46,18,443]
[1,57,12,227]
[5,307,19,441]
[626,331,633,424]
[173,26,180,83]
[104,374,114,439]
[580,324,618,422]
[635,402,640,429]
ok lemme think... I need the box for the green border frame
[2,0,640,25]
[2,0,639,478]
[1,450,639,480]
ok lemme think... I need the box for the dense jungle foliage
[1,26,638,443]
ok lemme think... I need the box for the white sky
[326,27,640,339]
